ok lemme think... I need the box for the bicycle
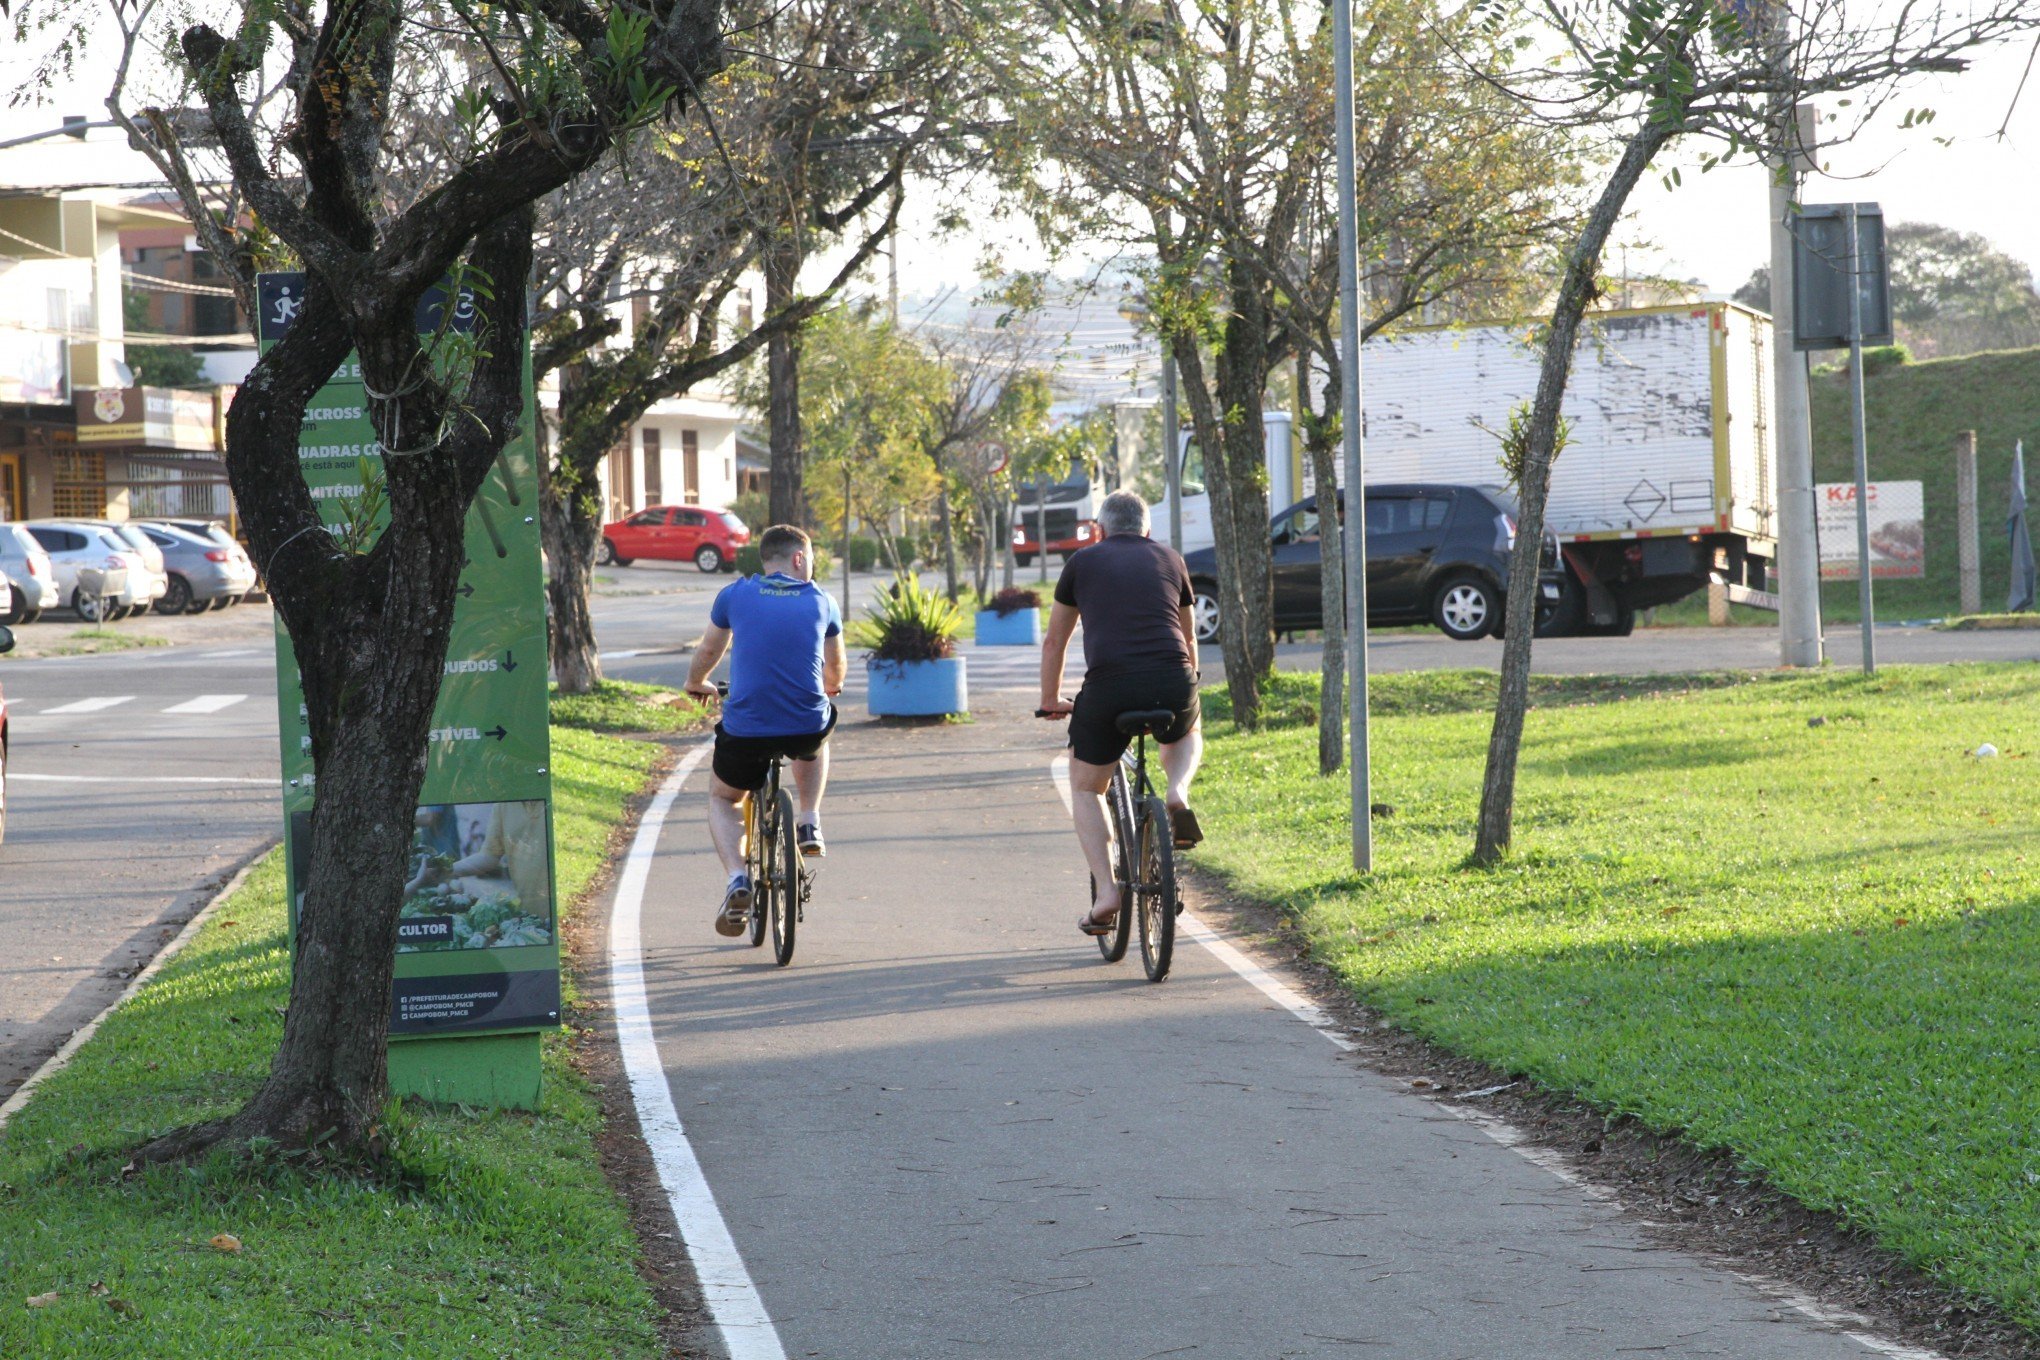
[715,682,809,967]
[1043,706,1182,983]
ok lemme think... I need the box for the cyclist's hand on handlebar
[686,680,722,704]
[1036,697,1074,720]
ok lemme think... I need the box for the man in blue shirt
[686,524,847,936]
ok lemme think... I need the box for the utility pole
[1333,0,1372,873]
[1769,84,1823,667]
[1162,354,1181,552]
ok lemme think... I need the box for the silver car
[24,522,160,622]
[134,522,259,613]
[0,525,58,624]
[74,521,171,617]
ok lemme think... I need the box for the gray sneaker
[715,874,752,937]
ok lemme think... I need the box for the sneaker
[797,821,825,858]
[715,874,752,937]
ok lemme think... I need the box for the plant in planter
[857,574,969,716]
[976,585,1043,646]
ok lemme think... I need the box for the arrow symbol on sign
[485,725,508,742]
[457,581,475,599]
[501,650,518,673]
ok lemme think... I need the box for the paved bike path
[630,704,1909,1359]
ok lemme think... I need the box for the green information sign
[257,272,557,1108]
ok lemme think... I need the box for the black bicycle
[716,683,808,967]
[1044,706,1181,983]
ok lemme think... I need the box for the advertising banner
[257,271,559,1043]
[1817,480,1925,580]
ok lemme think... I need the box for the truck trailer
[1353,302,1778,634]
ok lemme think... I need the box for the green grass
[1937,613,2040,631]
[0,719,668,1357]
[1809,346,2040,623]
[1196,665,2040,1323]
[548,678,714,735]
[27,627,178,658]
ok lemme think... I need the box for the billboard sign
[1817,479,1924,579]
[258,271,559,1044]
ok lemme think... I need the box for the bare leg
[708,775,749,876]
[790,744,829,820]
[1068,757,1120,922]
[1159,722,1204,809]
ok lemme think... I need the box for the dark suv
[1184,483,1565,642]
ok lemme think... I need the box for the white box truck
[1153,410,1294,555]
[1353,302,1778,632]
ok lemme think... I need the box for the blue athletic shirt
[709,572,842,738]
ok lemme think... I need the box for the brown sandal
[1078,907,1118,937]
[1168,805,1204,850]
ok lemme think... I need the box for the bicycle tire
[1137,796,1175,982]
[771,787,799,966]
[746,793,768,948]
[1098,769,1135,962]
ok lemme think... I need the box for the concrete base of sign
[389,1031,542,1110]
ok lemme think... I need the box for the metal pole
[1846,204,1875,675]
[1162,354,1182,553]
[1769,105,1823,667]
[1036,480,1048,584]
[1333,0,1372,873]
[842,461,852,619]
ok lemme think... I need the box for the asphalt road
[0,611,281,1094]
[627,715,1903,1359]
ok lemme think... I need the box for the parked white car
[0,525,58,624]
[24,522,164,621]
[84,522,173,617]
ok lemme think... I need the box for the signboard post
[257,272,558,1110]
[1794,203,1891,673]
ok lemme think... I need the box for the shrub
[855,573,962,662]
[987,586,1041,618]
[1862,343,1911,376]
[734,543,832,579]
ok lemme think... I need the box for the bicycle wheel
[1098,769,1135,962]
[771,787,800,966]
[1137,796,1175,983]
[746,793,768,948]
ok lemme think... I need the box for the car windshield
[719,512,745,531]
[6,526,37,554]
[113,525,155,552]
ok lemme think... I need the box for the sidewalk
[621,708,1915,1359]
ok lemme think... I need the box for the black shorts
[712,706,838,791]
[1068,667,1199,767]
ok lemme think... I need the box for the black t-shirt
[1053,533,1195,679]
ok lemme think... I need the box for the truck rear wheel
[1580,602,1636,637]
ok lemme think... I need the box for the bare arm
[1039,600,1079,715]
[823,632,848,696]
[686,623,732,699]
[1179,604,1199,678]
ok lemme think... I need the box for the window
[1418,495,1452,530]
[52,451,106,519]
[641,428,662,504]
[682,430,700,502]
[675,510,707,527]
[626,509,665,527]
[1272,505,1318,545]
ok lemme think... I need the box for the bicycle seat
[1115,708,1177,736]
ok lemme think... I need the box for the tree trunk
[543,473,603,693]
[1473,123,1673,865]
[937,470,958,601]
[766,233,806,527]
[1307,414,1345,777]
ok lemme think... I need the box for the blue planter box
[975,608,1042,646]
[867,656,969,717]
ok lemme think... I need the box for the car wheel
[598,538,624,567]
[73,589,108,624]
[19,610,40,626]
[695,544,724,573]
[1431,574,1500,640]
[0,587,24,626]
[1191,583,1222,644]
[157,575,194,615]
[210,595,236,611]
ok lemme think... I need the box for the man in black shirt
[1038,490,1204,937]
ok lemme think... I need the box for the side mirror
[0,625,16,655]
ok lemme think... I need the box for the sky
[3,14,2035,343]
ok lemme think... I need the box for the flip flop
[1168,805,1204,850]
[1078,908,1118,937]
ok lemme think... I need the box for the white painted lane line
[1048,750,1937,1360]
[162,693,250,715]
[195,649,262,659]
[38,696,136,715]
[611,744,788,1360]
[598,649,644,661]
[12,773,276,785]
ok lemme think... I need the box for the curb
[0,843,276,1134]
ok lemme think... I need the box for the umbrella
[2011,440,2036,613]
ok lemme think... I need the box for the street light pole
[1333,0,1372,873]
[1162,353,1182,553]
[1845,203,1876,675]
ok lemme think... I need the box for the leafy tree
[1471,0,2039,865]
[120,290,207,387]
[29,0,728,1158]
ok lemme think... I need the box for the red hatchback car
[599,504,751,573]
